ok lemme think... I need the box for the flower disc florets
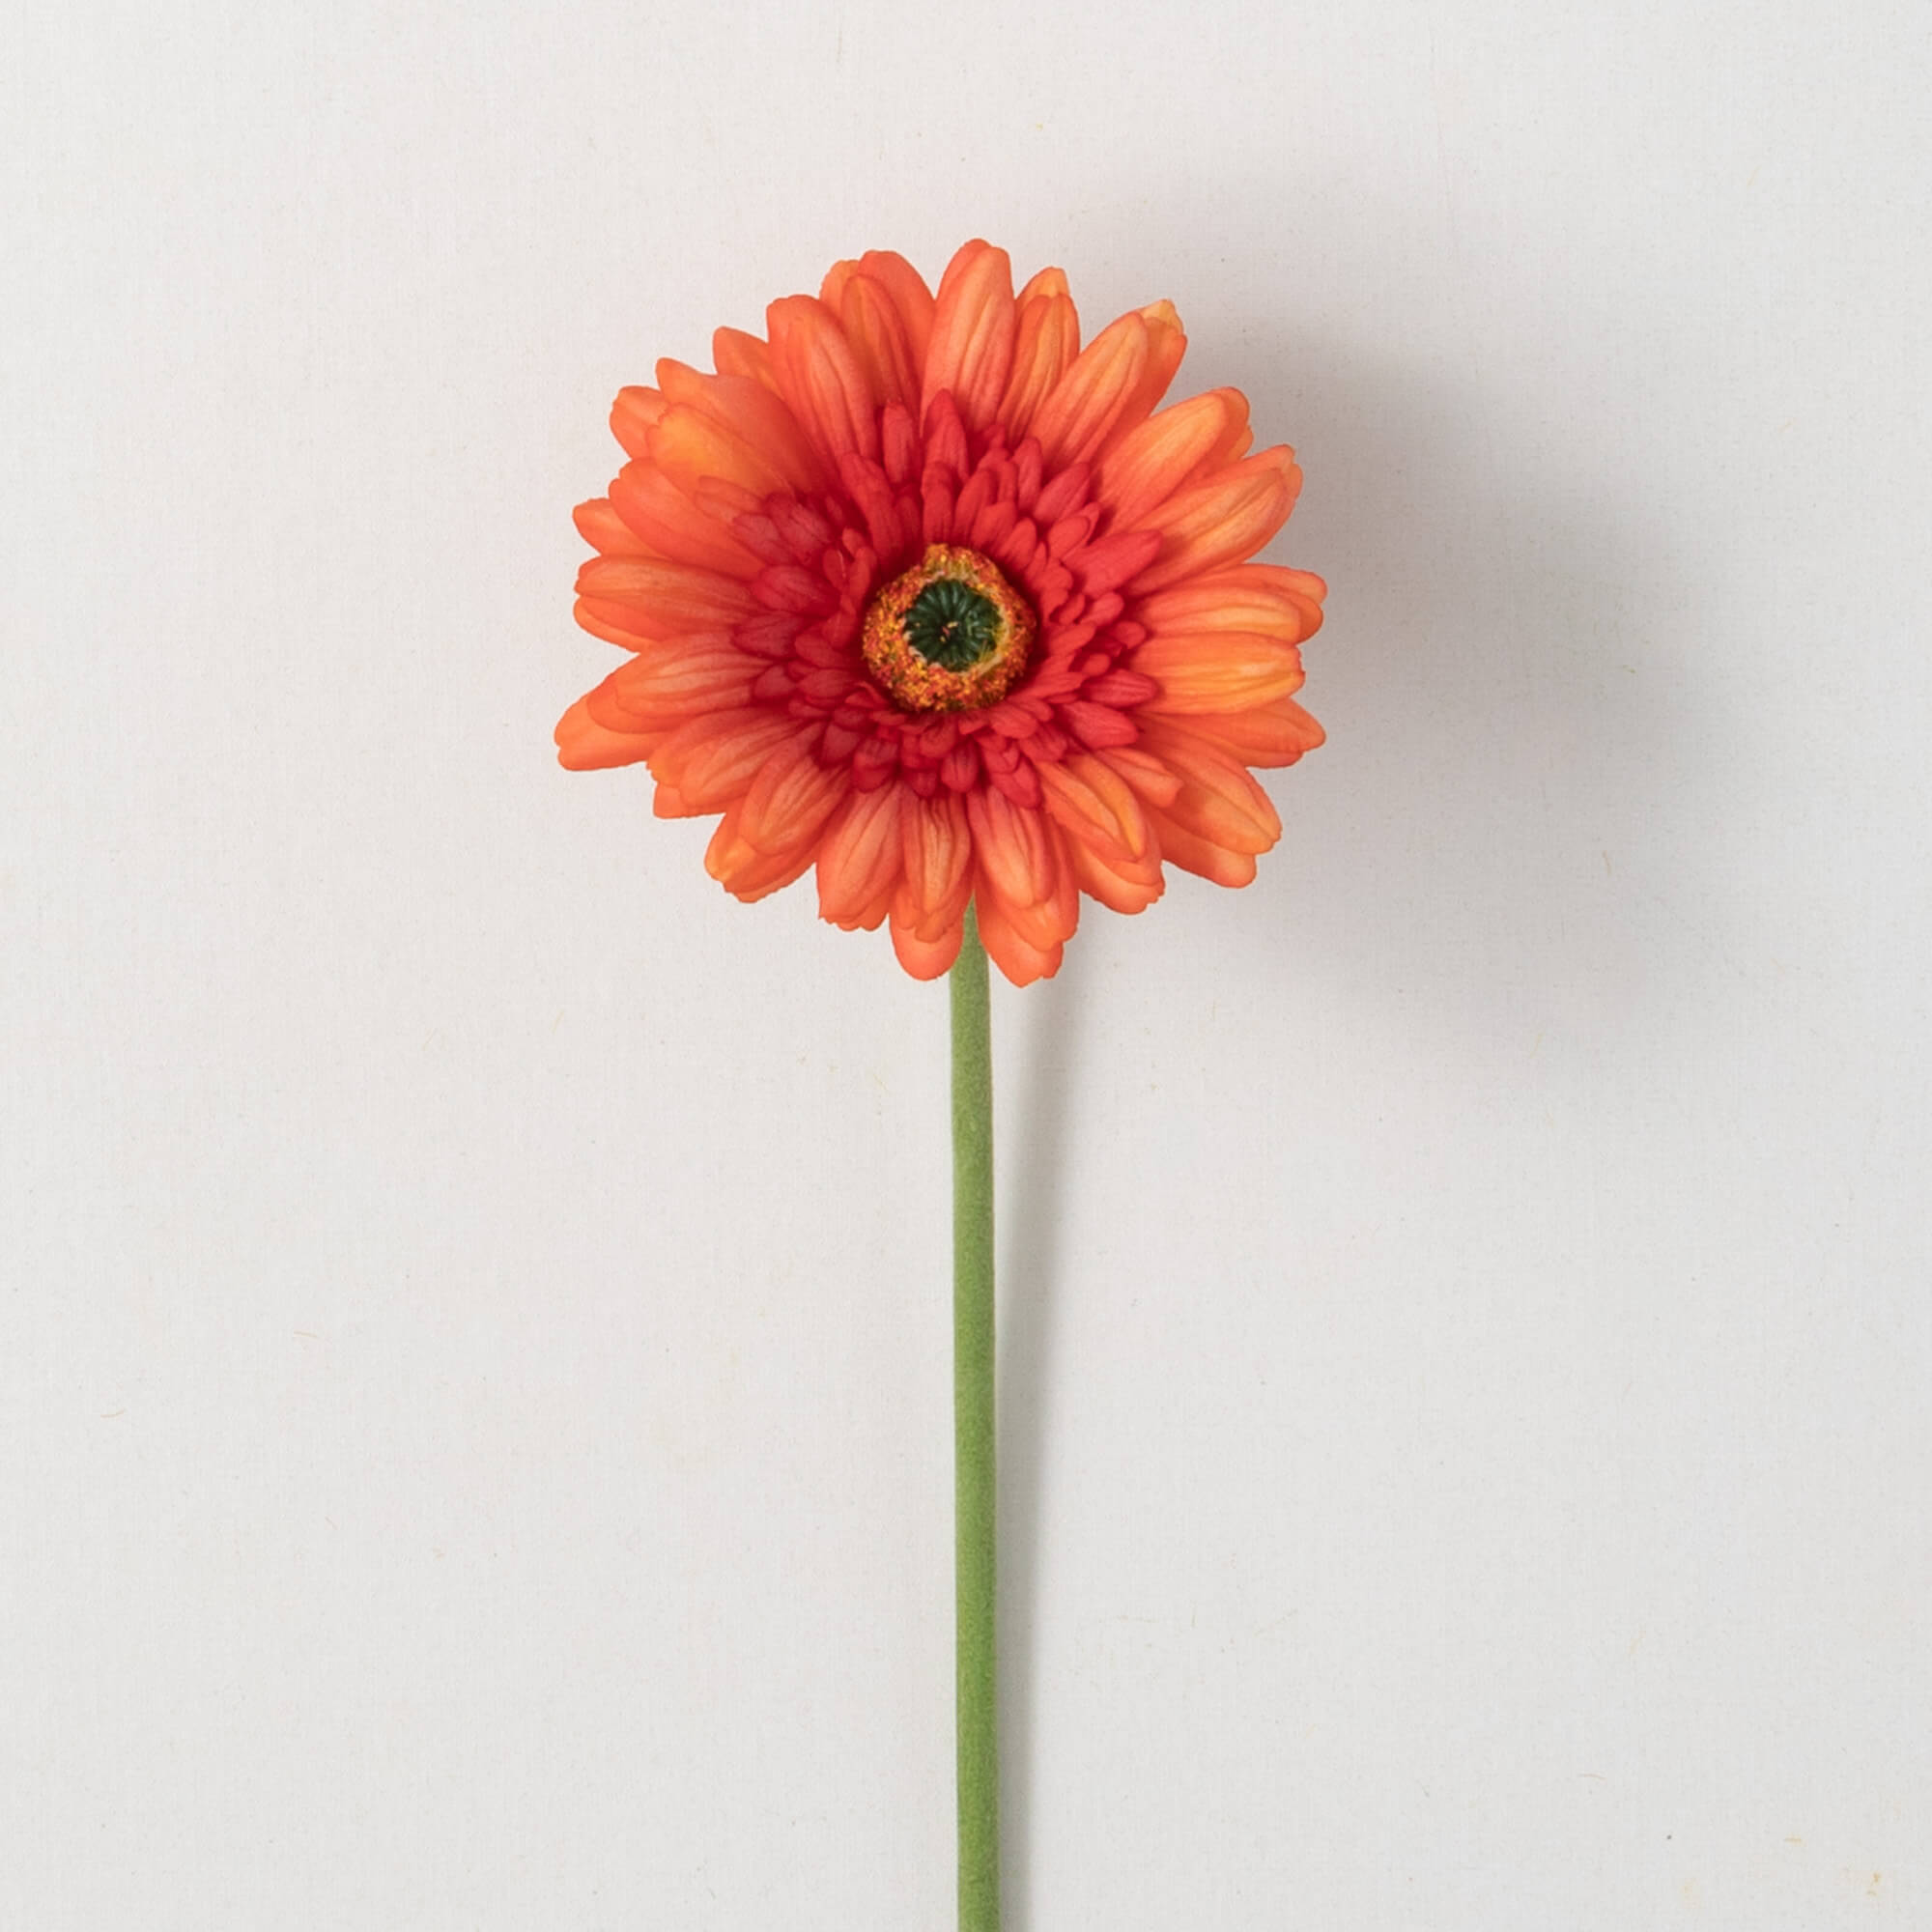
[862,545,1035,713]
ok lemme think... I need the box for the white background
[5,2,1927,1925]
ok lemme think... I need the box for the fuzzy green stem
[950,905,999,1932]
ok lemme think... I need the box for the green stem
[950,904,999,1932]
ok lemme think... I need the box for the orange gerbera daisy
[558,240,1325,985]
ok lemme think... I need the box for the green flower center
[902,578,1003,672]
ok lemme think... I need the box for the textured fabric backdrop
[5,2,1927,1925]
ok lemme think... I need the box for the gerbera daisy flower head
[558,241,1326,985]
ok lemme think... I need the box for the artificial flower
[558,241,1325,984]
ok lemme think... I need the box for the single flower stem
[950,905,999,1932]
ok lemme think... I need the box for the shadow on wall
[1185,311,1716,1067]
[996,953,1081,1932]
[1239,321,1719,1064]
[975,171,1733,1060]
[991,195,1726,1924]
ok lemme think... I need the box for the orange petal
[611,386,667,462]
[1095,744,1182,809]
[573,596,653,652]
[1136,724,1282,854]
[965,790,1076,952]
[863,253,938,367]
[838,272,922,411]
[823,251,936,370]
[890,903,964,978]
[1139,803,1258,889]
[1095,389,1249,529]
[923,241,1016,433]
[646,402,798,501]
[1094,300,1187,458]
[1015,265,1073,312]
[1164,697,1325,769]
[1065,831,1165,915]
[593,639,758,731]
[964,787,1054,916]
[996,269,1079,439]
[554,695,652,771]
[898,791,974,939]
[1134,561,1326,642]
[820,258,858,309]
[576,555,758,639]
[973,884,1065,985]
[1131,631,1307,713]
[656,359,827,493]
[737,734,849,855]
[705,801,820,902]
[1030,310,1150,472]
[608,463,763,577]
[1130,447,1301,593]
[712,327,779,391]
[648,708,801,811]
[1037,752,1154,866]
[574,497,649,556]
[766,295,881,467]
[816,781,906,926]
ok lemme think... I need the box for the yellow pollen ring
[861,545,1036,713]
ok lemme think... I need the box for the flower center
[903,577,1002,671]
[861,545,1035,713]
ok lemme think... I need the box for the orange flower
[558,241,1325,985]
